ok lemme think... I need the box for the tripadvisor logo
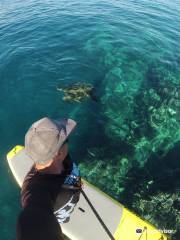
[136,228,176,235]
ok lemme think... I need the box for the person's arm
[17,167,65,240]
[17,207,64,240]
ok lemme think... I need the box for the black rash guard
[16,154,80,240]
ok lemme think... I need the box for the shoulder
[21,167,65,209]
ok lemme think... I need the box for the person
[16,117,81,240]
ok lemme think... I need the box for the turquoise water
[0,0,180,239]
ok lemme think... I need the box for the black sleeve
[21,167,65,210]
[16,207,64,240]
[17,167,66,240]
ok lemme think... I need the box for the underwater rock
[84,33,180,168]
[149,106,168,128]
[79,147,132,198]
[132,190,180,239]
[168,108,176,116]
[84,35,180,237]
[104,64,180,165]
[128,68,180,164]
[84,32,113,56]
[99,42,149,145]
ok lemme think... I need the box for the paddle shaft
[80,189,115,240]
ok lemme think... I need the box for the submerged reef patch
[82,33,180,237]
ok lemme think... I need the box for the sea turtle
[57,82,98,103]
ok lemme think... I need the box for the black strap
[62,184,81,190]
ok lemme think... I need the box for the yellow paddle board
[7,145,168,240]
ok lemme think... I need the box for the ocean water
[0,0,180,239]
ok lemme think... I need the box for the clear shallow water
[0,0,180,239]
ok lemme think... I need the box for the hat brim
[54,118,77,144]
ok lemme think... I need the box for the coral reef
[83,34,180,239]
[101,49,147,143]
[79,147,131,198]
[132,191,180,239]
[83,32,180,169]
[85,34,180,168]
[132,68,180,165]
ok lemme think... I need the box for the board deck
[7,146,168,240]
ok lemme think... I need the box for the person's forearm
[17,207,64,240]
